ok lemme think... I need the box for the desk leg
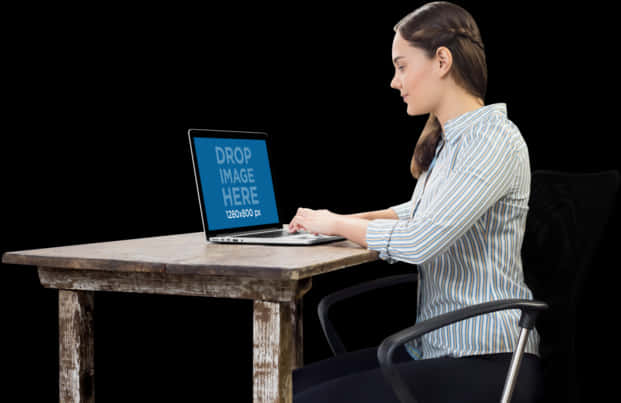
[59,290,95,403]
[253,299,303,403]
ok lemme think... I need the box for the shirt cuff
[390,200,414,220]
[366,219,400,263]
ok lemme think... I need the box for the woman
[288,2,543,402]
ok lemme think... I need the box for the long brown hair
[394,2,487,178]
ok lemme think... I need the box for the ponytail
[410,114,442,179]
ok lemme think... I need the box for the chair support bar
[501,327,531,403]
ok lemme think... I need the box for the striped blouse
[366,103,540,360]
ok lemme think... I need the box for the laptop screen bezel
[188,128,284,238]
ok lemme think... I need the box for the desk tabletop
[2,232,379,280]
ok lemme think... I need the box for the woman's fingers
[289,207,314,233]
[288,218,296,233]
[289,216,302,233]
[289,208,304,232]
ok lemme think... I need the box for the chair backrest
[521,170,620,403]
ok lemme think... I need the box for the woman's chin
[406,103,423,116]
[405,101,432,117]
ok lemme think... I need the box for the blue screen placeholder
[193,137,280,231]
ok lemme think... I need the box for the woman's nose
[390,76,400,90]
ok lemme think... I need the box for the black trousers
[293,346,543,403]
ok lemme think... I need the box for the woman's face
[390,31,441,116]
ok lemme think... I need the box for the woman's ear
[434,46,453,78]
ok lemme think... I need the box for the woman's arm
[346,208,399,220]
[333,209,399,248]
[334,216,370,248]
[287,208,399,248]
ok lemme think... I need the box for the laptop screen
[189,130,280,233]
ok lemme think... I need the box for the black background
[2,2,618,402]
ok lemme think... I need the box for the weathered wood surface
[39,266,312,302]
[59,290,95,403]
[3,231,378,280]
[253,300,303,403]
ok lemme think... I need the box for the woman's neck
[435,93,484,131]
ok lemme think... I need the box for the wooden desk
[2,231,378,402]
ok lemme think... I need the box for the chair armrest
[377,299,548,403]
[318,274,418,356]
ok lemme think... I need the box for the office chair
[317,170,620,402]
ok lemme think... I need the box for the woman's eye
[398,65,405,72]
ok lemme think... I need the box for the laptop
[188,128,346,245]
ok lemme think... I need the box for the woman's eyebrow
[393,56,405,65]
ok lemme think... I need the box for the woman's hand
[288,208,342,236]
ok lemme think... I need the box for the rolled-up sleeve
[390,200,413,220]
[366,219,402,263]
[366,123,518,265]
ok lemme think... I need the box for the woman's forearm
[337,209,398,248]
[346,208,399,220]
[335,216,370,248]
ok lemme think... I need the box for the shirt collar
[442,103,507,144]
